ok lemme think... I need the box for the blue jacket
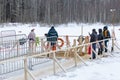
[90,32,97,42]
[47,27,58,42]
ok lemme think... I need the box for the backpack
[103,30,110,38]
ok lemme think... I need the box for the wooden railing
[0,37,118,80]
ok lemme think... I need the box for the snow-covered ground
[41,54,120,80]
[0,23,120,80]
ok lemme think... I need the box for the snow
[0,23,110,37]
[0,23,120,80]
[41,55,120,80]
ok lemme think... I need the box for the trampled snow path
[40,53,120,80]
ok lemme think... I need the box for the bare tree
[0,0,120,24]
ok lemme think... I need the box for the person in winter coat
[97,29,104,55]
[89,29,98,59]
[47,26,58,50]
[28,29,36,53]
[103,26,111,52]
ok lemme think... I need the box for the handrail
[0,38,115,64]
[0,34,27,38]
[0,37,116,80]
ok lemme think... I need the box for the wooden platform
[7,49,111,80]
[7,51,90,80]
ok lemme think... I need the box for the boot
[100,50,103,55]
[98,49,100,55]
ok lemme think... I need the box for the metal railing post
[24,58,28,80]
[53,52,56,74]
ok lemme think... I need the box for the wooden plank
[7,54,90,80]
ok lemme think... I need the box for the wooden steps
[7,52,90,80]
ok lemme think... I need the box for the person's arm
[107,31,111,38]
[56,32,58,37]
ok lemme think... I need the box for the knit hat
[104,26,108,30]
[98,29,102,33]
[31,29,35,31]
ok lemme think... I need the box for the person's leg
[98,42,101,55]
[99,42,103,55]
[52,45,56,51]
[29,41,32,53]
[98,48,100,55]
[92,43,96,59]
[105,40,108,52]
[32,41,36,53]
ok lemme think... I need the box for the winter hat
[98,29,102,33]
[44,33,48,37]
[31,28,35,31]
[104,26,108,30]
[51,26,54,29]
[92,29,96,32]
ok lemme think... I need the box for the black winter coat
[47,27,58,43]
[90,32,97,42]
[98,33,104,41]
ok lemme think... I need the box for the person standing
[89,29,98,59]
[98,29,104,55]
[103,26,111,52]
[28,29,36,53]
[28,28,36,70]
[47,26,58,50]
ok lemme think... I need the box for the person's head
[92,29,96,32]
[31,29,35,32]
[44,33,48,37]
[103,26,108,30]
[98,29,102,33]
[92,29,97,34]
[51,26,54,29]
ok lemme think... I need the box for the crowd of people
[28,26,58,52]
[89,26,111,59]
[27,25,111,59]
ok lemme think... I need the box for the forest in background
[0,0,120,24]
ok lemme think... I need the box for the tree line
[0,0,120,24]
